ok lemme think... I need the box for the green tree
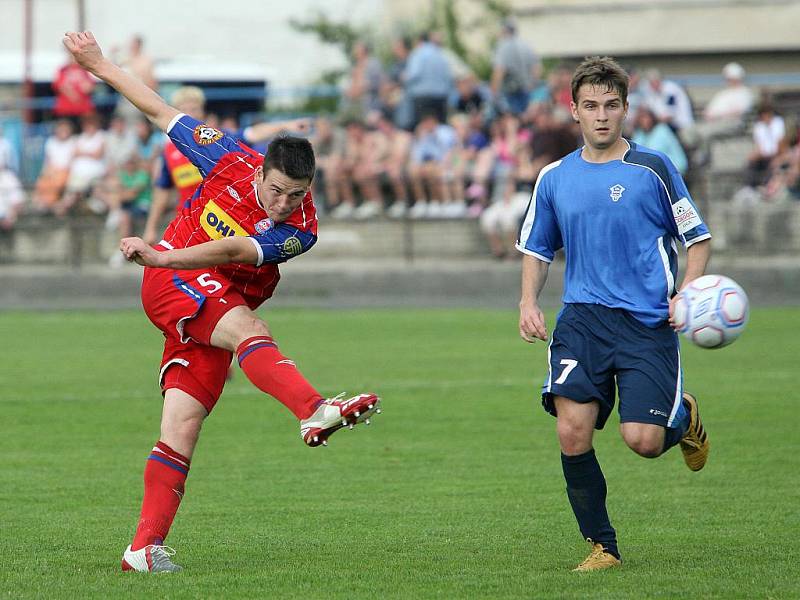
[289,0,512,81]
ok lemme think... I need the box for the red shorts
[141,266,247,413]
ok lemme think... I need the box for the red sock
[236,336,323,419]
[131,441,190,551]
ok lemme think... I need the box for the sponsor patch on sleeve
[193,124,224,146]
[672,197,703,234]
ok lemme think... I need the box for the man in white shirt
[680,62,755,163]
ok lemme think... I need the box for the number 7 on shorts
[554,359,578,384]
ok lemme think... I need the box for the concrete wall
[3,203,800,268]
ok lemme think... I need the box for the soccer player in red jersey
[142,85,311,245]
[63,31,380,573]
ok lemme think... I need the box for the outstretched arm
[62,31,178,132]
[242,118,312,145]
[120,236,258,269]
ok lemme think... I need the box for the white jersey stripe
[515,159,562,253]
[656,236,675,300]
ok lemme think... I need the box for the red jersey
[156,139,205,204]
[159,114,318,307]
[52,63,96,117]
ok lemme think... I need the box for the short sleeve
[660,158,711,247]
[247,224,317,267]
[515,163,563,261]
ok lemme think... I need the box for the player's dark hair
[571,56,629,105]
[263,135,315,182]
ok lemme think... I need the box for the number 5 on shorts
[196,273,222,294]
[554,359,578,385]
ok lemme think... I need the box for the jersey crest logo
[282,236,303,256]
[193,124,224,145]
[255,218,273,234]
[609,184,626,202]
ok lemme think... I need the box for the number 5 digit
[554,359,578,384]
[197,273,222,294]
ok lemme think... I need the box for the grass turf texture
[0,307,797,599]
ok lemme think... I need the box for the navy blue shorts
[541,303,687,430]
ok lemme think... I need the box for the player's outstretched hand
[520,302,548,343]
[62,31,105,73]
[287,117,312,133]
[120,237,160,267]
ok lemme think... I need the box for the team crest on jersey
[282,236,303,256]
[255,218,273,234]
[609,184,626,202]
[193,124,224,145]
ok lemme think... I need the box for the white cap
[722,62,745,81]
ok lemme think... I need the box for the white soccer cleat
[300,393,381,447]
[121,544,182,573]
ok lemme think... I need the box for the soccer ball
[672,274,749,349]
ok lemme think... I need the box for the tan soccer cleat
[679,392,710,471]
[300,393,381,447]
[573,541,621,572]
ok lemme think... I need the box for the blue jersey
[516,140,711,327]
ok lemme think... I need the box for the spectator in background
[106,152,153,267]
[351,113,393,220]
[133,118,163,173]
[385,37,414,130]
[0,153,24,231]
[643,69,694,133]
[113,35,158,123]
[624,67,648,135]
[704,62,755,122]
[680,62,755,163]
[34,119,76,211]
[490,19,539,116]
[450,73,492,116]
[633,107,688,174]
[453,111,494,216]
[763,120,800,202]
[0,124,19,175]
[311,116,346,213]
[52,54,96,127]
[54,113,106,216]
[329,118,370,219]
[105,115,138,170]
[403,32,453,128]
[548,64,574,112]
[371,110,413,219]
[342,41,385,115]
[747,101,785,187]
[118,35,157,90]
[408,111,458,218]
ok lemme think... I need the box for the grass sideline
[0,307,797,599]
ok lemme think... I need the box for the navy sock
[662,397,691,453]
[561,449,619,559]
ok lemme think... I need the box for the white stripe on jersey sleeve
[685,232,712,248]
[249,237,264,267]
[515,159,562,256]
[166,113,186,133]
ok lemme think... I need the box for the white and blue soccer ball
[672,274,749,349]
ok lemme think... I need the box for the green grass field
[0,307,797,599]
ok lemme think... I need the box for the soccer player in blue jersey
[517,57,711,571]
